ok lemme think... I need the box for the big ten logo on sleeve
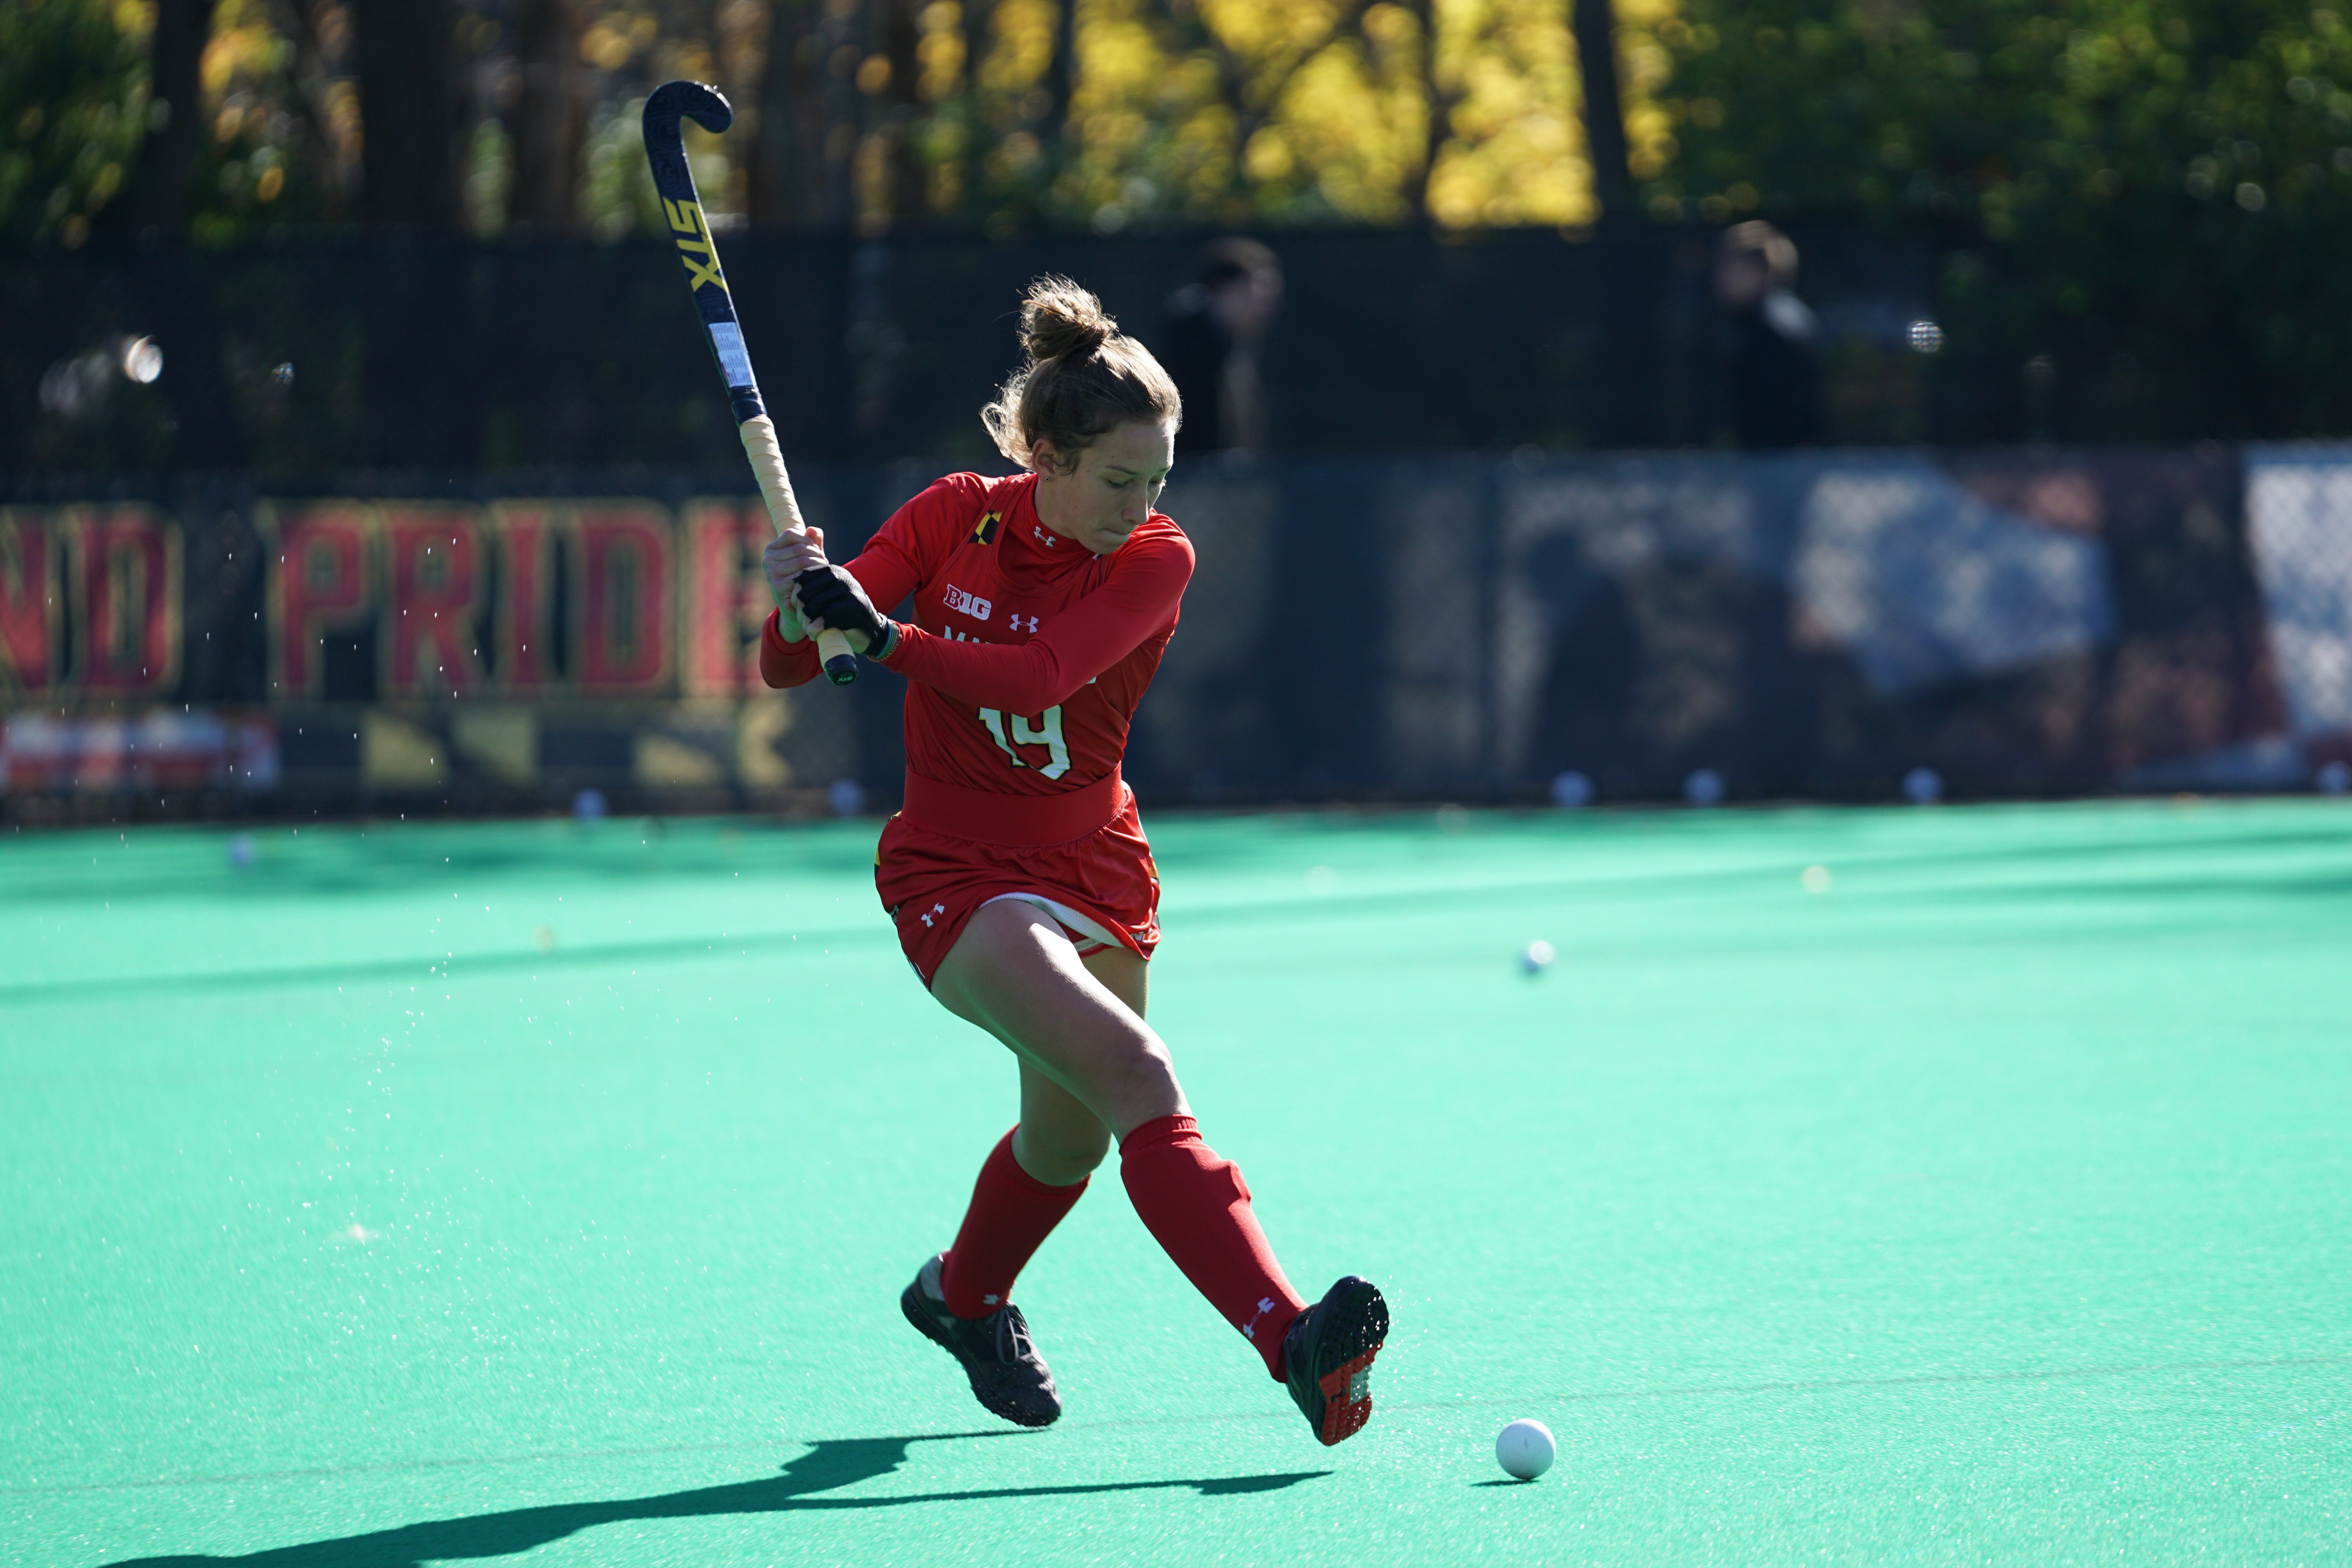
[944,583,993,622]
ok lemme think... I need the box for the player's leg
[933,1060,1100,1327]
[1080,938,1146,1016]
[903,1042,1093,1426]
[998,939,1142,1184]
[930,900,1186,1134]
[899,915,1147,1426]
[924,944,1133,1325]
[931,901,1314,1374]
[930,900,1387,1444]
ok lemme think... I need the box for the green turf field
[5,800,2349,1566]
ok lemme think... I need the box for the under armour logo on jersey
[919,902,946,927]
[1031,524,1058,547]
[1009,613,1040,633]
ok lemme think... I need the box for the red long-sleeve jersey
[761,471,1191,839]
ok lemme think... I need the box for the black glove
[793,564,887,647]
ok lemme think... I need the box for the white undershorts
[981,891,1121,957]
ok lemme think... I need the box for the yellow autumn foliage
[974,0,1677,229]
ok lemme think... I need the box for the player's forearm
[759,608,824,689]
[878,625,1083,712]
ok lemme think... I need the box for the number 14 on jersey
[979,706,1071,779]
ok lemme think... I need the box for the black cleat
[899,1252,1062,1428]
[1281,1276,1389,1446]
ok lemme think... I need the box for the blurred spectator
[1715,221,1822,448]
[1160,238,1284,458]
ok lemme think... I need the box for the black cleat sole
[1285,1276,1389,1446]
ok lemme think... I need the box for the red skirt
[875,779,1161,987]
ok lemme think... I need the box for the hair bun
[1020,276,1114,362]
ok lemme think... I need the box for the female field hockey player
[757,278,1388,1446]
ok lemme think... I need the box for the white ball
[1496,1418,1555,1480]
[1520,940,1555,975]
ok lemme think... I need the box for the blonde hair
[981,276,1182,474]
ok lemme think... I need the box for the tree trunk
[958,0,993,211]
[352,0,463,227]
[104,0,218,235]
[881,0,925,224]
[1040,0,1075,160]
[820,1,859,225]
[1571,0,1633,218]
[960,0,994,94]
[748,0,824,225]
[508,0,586,230]
[1404,0,1443,223]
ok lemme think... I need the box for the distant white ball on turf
[1520,939,1555,975]
[226,832,256,869]
[1496,1418,1555,1480]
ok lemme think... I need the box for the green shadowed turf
[3,801,2348,1566]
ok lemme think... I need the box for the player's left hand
[794,563,889,653]
[763,528,827,640]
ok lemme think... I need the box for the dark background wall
[0,218,2220,486]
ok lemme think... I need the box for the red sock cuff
[1120,1112,1200,1156]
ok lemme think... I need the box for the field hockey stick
[642,80,858,686]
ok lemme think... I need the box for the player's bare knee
[1093,1042,1183,1128]
[1019,1129,1109,1182]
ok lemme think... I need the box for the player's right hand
[764,528,825,640]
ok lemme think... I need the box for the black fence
[17,215,2333,484]
[5,446,2348,823]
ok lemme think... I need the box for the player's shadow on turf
[102,1431,1331,1568]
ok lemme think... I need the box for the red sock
[939,1128,1087,1319]
[1119,1114,1307,1381]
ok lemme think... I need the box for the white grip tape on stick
[739,415,854,673]
[739,415,808,539]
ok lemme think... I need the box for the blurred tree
[352,0,463,225]
[190,0,365,239]
[0,0,153,243]
[10,0,1684,241]
[106,0,217,234]
[866,0,927,228]
[1571,0,1630,213]
[1651,0,2352,436]
[746,0,826,224]
[1008,0,1671,231]
[510,0,588,229]
[1,0,366,243]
